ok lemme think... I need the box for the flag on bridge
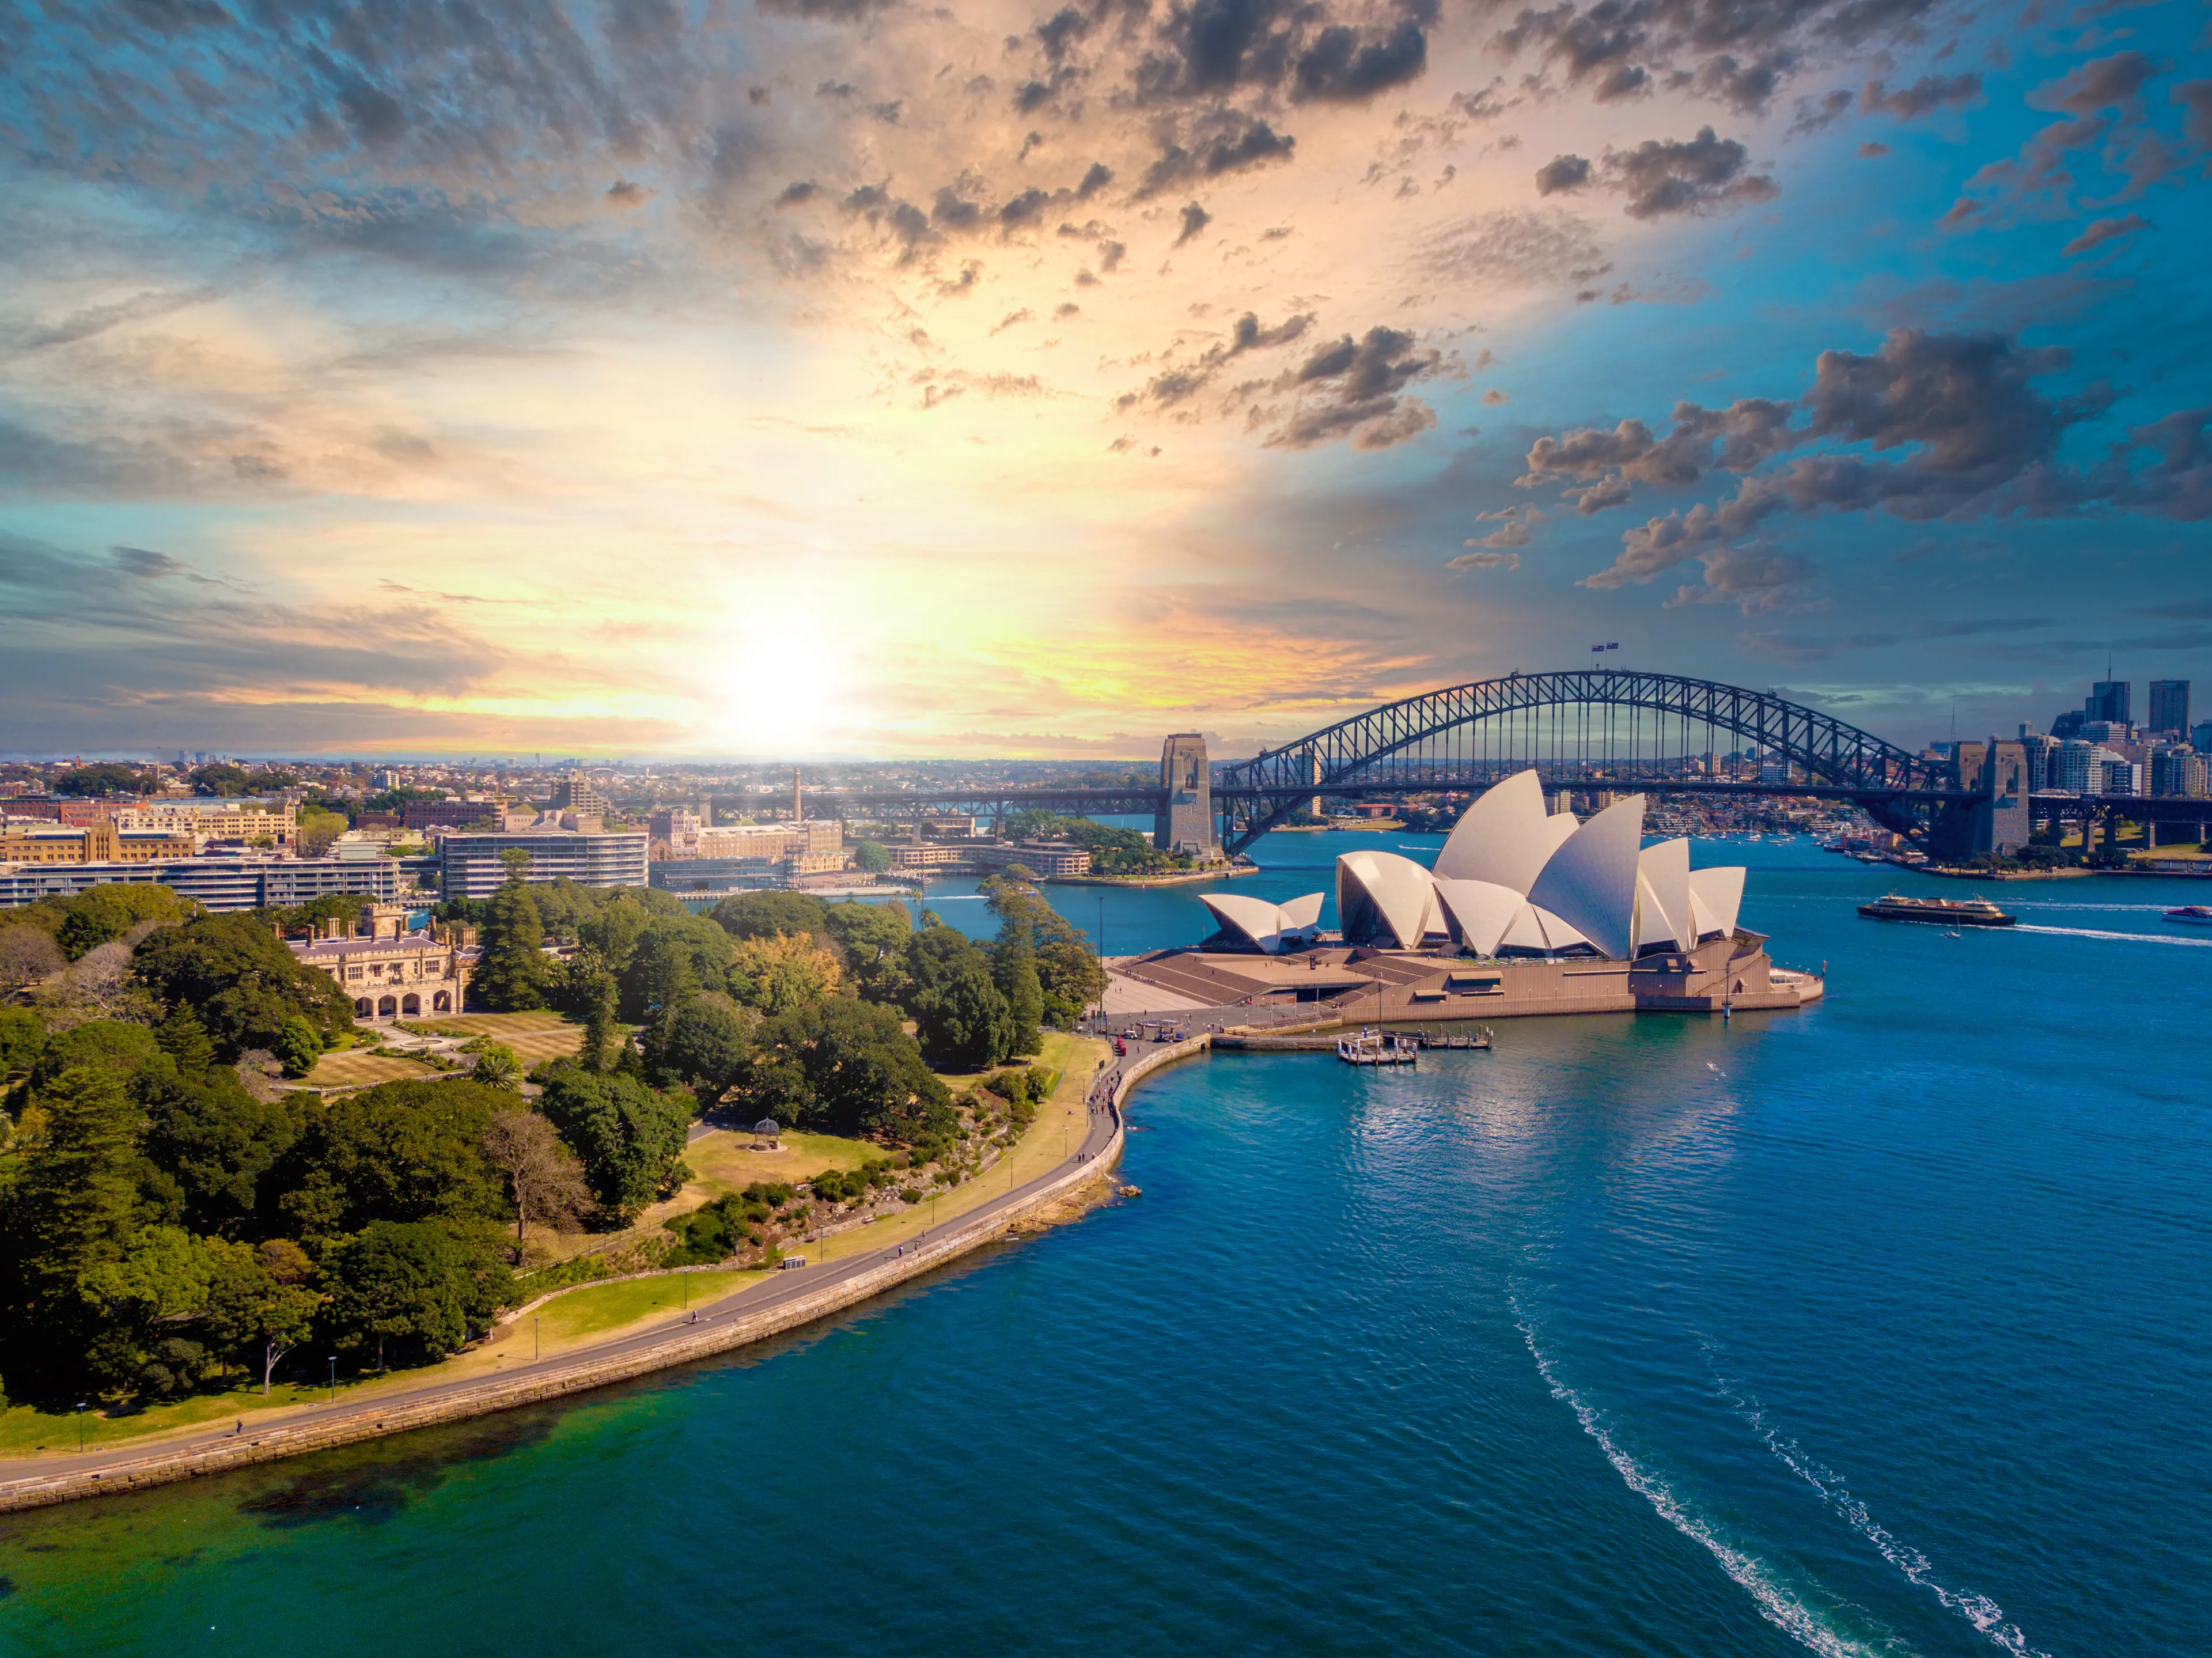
[1590,642,1619,652]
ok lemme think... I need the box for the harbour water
[3,839,2207,1655]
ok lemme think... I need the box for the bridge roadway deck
[0,1095,1123,1513]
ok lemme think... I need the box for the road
[0,1091,1123,1498]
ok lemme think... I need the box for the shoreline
[0,1053,1125,1516]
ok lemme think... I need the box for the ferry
[2163,905,2212,926]
[1857,894,2016,928]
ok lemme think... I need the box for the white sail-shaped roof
[1433,770,1579,894]
[1431,877,1526,956]
[1336,850,1444,949]
[1686,866,1745,941]
[1526,795,1644,963]
[1634,838,1692,952]
[1199,891,1325,953]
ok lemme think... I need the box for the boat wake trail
[2012,923,2212,949]
[1507,1293,1891,1658]
[1718,1379,2050,1658]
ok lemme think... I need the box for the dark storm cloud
[1515,329,2210,594]
[1291,20,1430,103]
[1125,0,1435,106]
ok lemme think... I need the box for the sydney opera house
[1116,771,1820,1021]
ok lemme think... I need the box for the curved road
[0,1091,1123,1501]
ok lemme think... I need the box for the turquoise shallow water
[3,842,2209,1656]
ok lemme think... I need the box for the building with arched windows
[286,902,472,1023]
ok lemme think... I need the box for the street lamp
[75,1401,88,1452]
[534,1316,541,1360]
[327,1355,336,1403]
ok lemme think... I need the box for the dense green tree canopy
[132,913,355,1058]
[643,991,757,1099]
[711,889,831,942]
[319,1220,510,1368]
[821,901,912,1006]
[53,762,157,797]
[272,1080,510,1244]
[535,1069,694,1221]
[619,913,734,1020]
[471,877,548,1012]
[906,925,1014,1070]
[748,999,953,1145]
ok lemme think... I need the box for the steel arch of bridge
[1218,669,1943,853]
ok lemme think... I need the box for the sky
[1,0,2207,761]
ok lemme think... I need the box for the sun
[700,623,844,756]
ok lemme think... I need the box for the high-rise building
[2087,680,2131,726]
[2147,680,2190,736]
[550,771,609,816]
[2020,733,2059,792]
[2194,720,2212,756]
[2051,709,2086,740]
[2150,746,2209,798]
[2052,740,2095,793]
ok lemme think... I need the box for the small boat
[2164,905,2212,926]
[1858,894,2016,928]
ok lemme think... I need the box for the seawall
[0,1101,1126,1516]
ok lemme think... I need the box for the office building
[0,856,403,913]
[402,800,507,831]
[550,773,609,816]
[115,798,299,847]
[972,840,1094,879]
[2087,680,2131,726]
[0,820,195,864]
[2098,758,2143,796]
[2147,680,2190,737]
[2150,747,2209,798]
[2194,720,2212,756]
[2052,740,2095,794]
[438,830,649,899]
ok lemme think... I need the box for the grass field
[407,1011,590,1065]
[530,1268,763,1343]
[684,1128,879,1197]
[0,1378,340,1455]
[302,1049,437,1088]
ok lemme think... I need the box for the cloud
[1535,154,1592,195]
[1263,326,1442,451]
[1530,327,2212,593]
[1116,309,1315,410]
[1448,549,1521,569]
[1291,20,1430,104]
[1174,202,1214,247]
[1860,73,1983,120]
[1601,128,1778,219]
[1137,114,1298,197]
[2061,213,2151,255]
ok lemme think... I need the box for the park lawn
[0,1376,344,1456]
[302,1048,437,1088]
[684,1127,878,1198]
[408,1012,594,1065]
[531,1268,764,1344]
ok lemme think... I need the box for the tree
[822,901,912,1006]
[0,925,65,994]
[472,875,548,1011]
[536,1070,694,1221]
[905,925,1014,1069]
[0,1006,43,1081]
[578,969,620,1071]
[53,884,192,960]
[471,1044,524,1089]
[991,927,1046,1057]
[53,762,154,797]
[154,1003,217,1075]
[642,991,756,1100]
[726,932,841,1015]
[711,889,831,942]
[318,1221,512,1369]
[276,1015,324,1079]
[1036,938,1104,1028]
[271,1079,509,1244]
[853,839,891,873]
[618,914,734,1021]
[748,999,954,1144]
[296,808,348,857]
[479,1110,594,1256]
[206,1238,320,1393]
[141,1063,297,1237]
[132,912,355,1058]
[2,1065,143,1390]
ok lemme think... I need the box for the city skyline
[2,1,2209,759]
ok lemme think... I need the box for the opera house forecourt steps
[1116,771,1821,1021]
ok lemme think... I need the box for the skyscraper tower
[2148,680,2190,736]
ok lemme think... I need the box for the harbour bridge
[754,670,2208,860]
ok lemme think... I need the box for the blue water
[4,844,2208,1655]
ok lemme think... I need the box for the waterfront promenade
[0,1077,1128,1515]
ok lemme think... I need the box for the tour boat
[2164,905,2212,926]
[1857,894,2016,928]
